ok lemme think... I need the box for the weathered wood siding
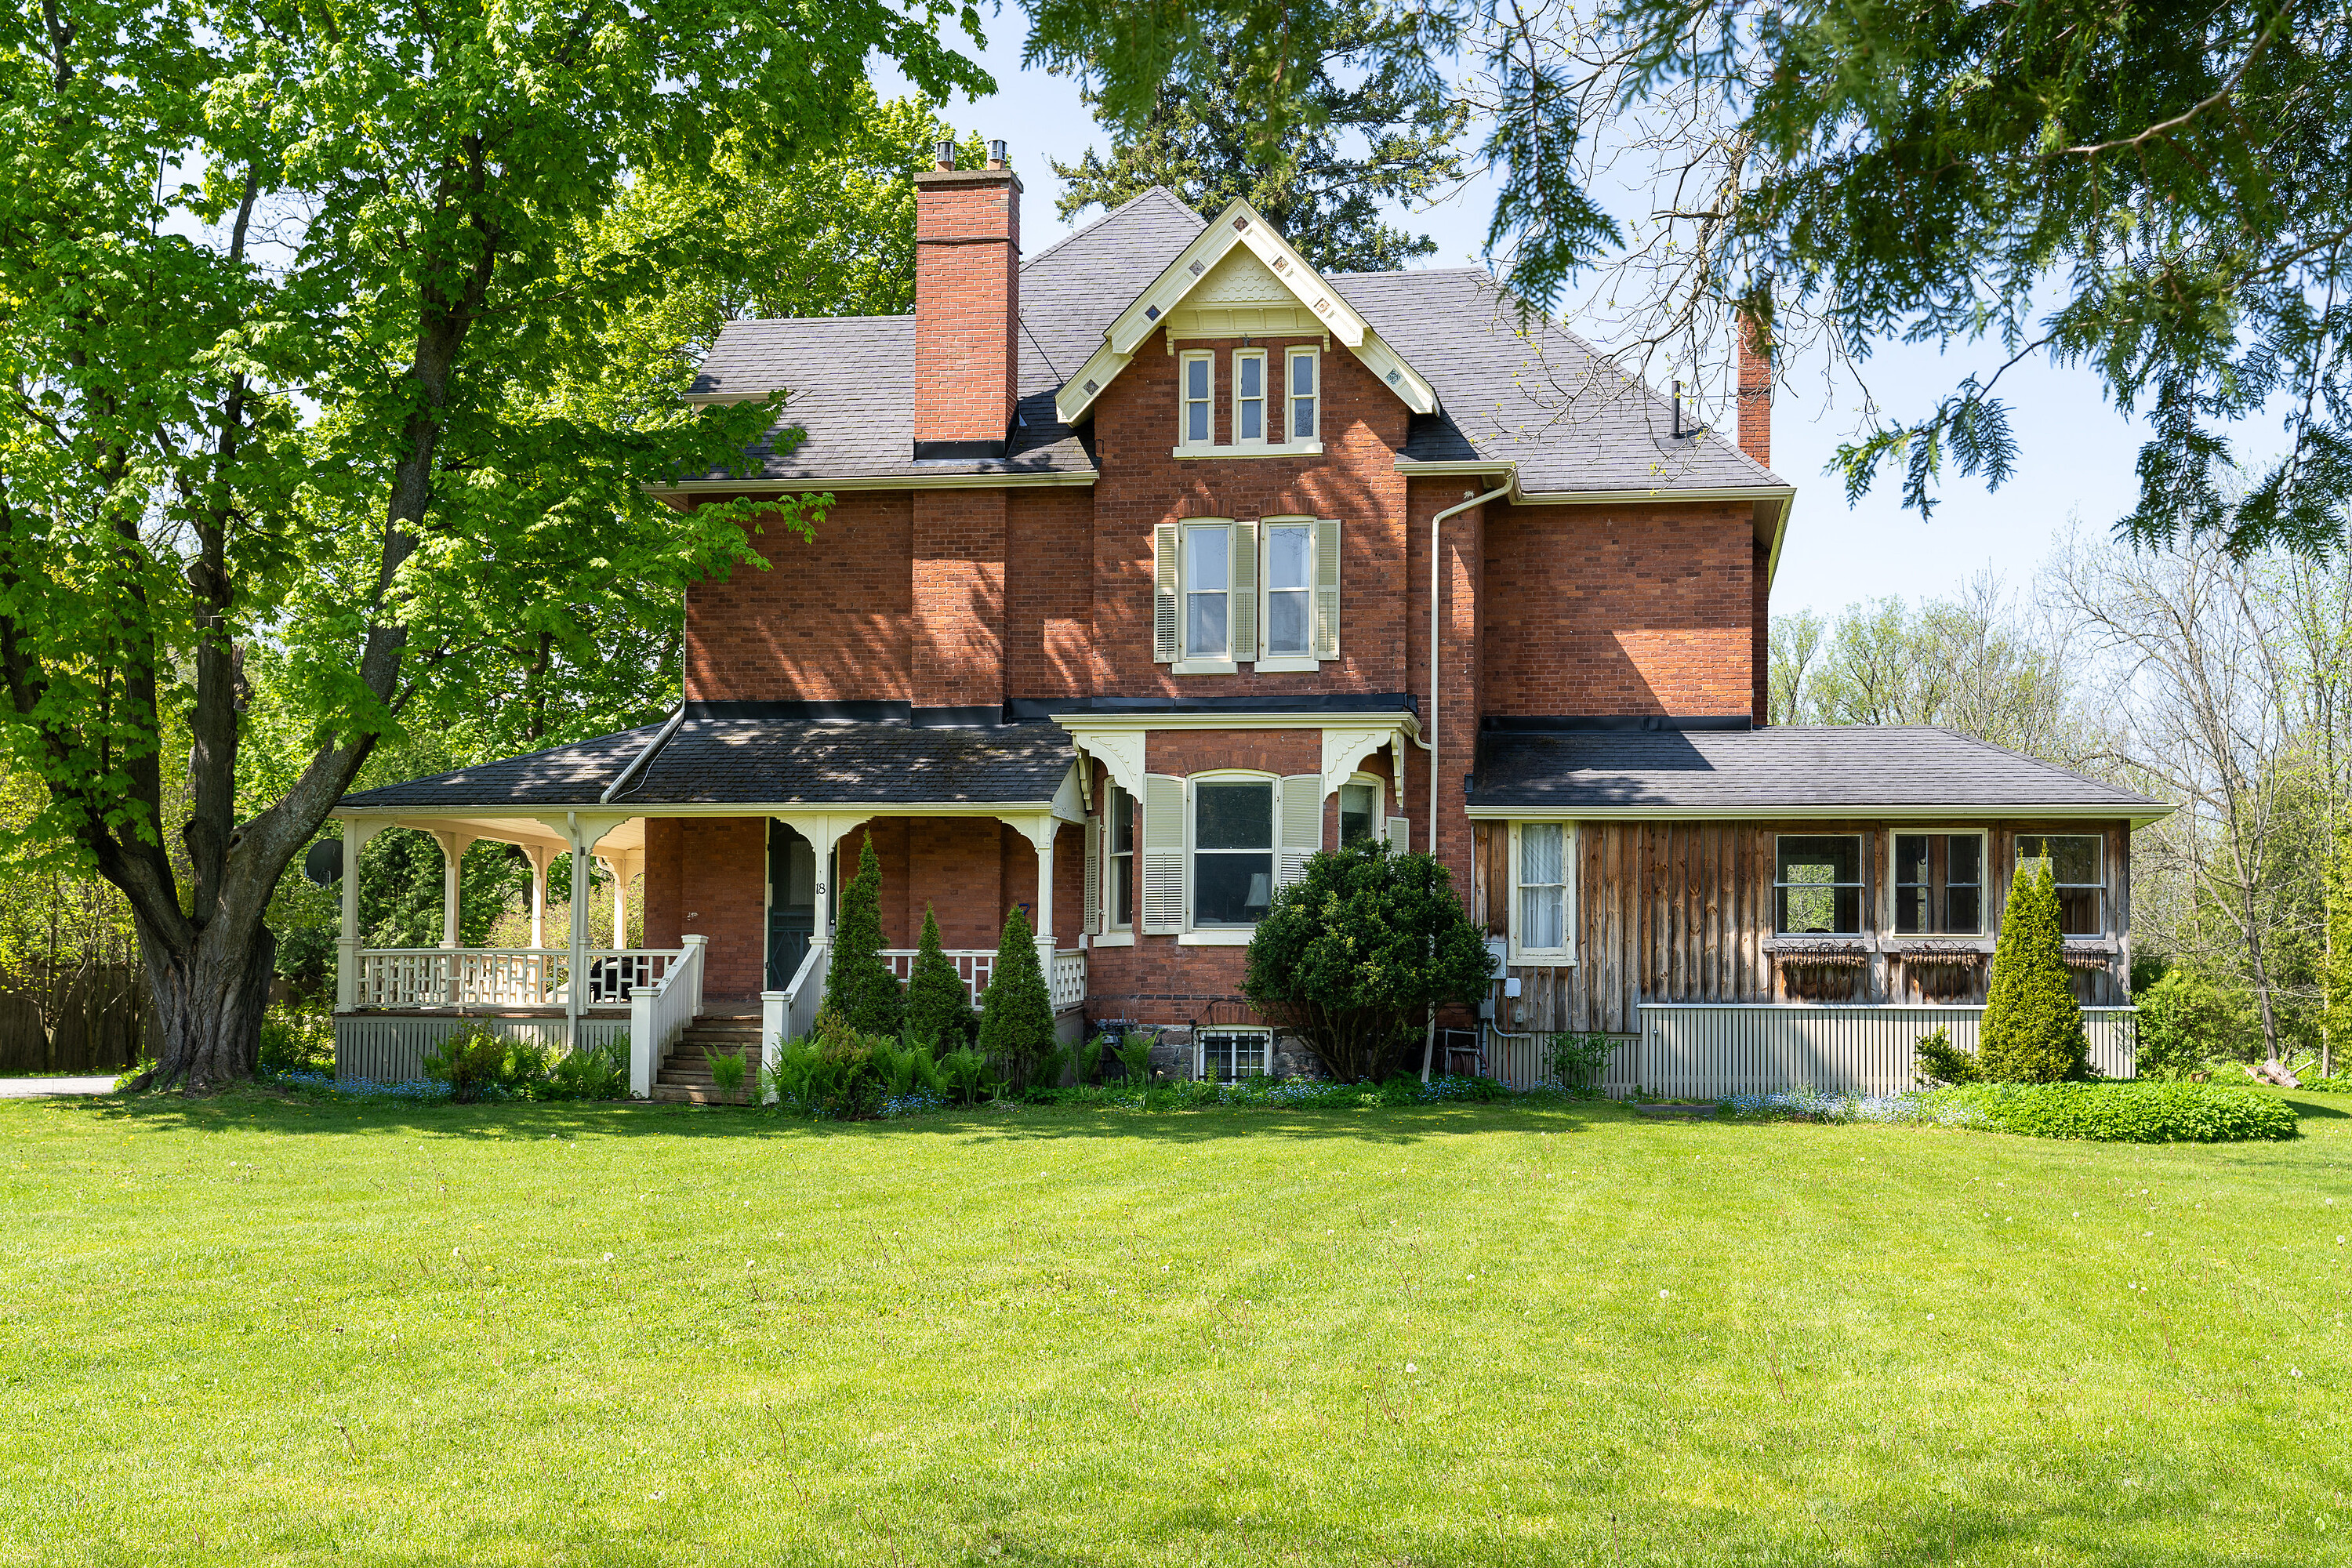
[1472,818,2135,1036]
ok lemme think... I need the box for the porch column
[431,830,472,949]
[525,844,553,950]
[332,820,383,1012]
[1002,812,1062,987]
[537,814,630,1050]
[768,812,873,1029]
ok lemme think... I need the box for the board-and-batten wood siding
[1471,818,2134,1039]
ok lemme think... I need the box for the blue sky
[879,26,2200,621]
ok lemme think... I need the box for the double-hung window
[1263,521,1314,659]
[1192,779,1276,927]
[1179,351,1214,448]
[1511,822,1573,961]
[1107,786,1135,930]
[1338,780,1379,847]
[1183,522,1232,661]
[1894,832,1984,935]
[1776,835,1864,935]
[2015,833,2104,935]
[1234,350,1268,445]
[1288,348,1319,441]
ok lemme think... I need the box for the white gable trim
[1054,198,1439,426]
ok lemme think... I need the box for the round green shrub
[1930,1080,2298,1142]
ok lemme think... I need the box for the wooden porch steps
[649,1011,766,1105]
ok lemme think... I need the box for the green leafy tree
[1025,0,2352,554]
[824,833,903,1037]
[904,903,976,1048]
[0,0,985,1092]
[975,906,1054,1073]
[1241,837,1493,1082]
[1980,862,2091,1083]
[1047,0,1461,274]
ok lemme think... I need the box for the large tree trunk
[126,909,278,1094]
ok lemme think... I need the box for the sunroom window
[2016,833,2103,935]
[1193,780,1274,926]
[1895,832,1984,935]
[1775,835,1863,935]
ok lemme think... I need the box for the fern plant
[705,1046,749,1098]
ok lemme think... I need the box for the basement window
[1198,1029,1270,1083]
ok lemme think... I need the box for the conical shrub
[905,903,975,1047]
[977,905,1054,1073]
[823,831,903,1036]
[1979,859,2089,1083]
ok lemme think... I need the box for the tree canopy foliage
[1045,0,1461,274]
[0,0,986,1089]
[1023,0,2352,555]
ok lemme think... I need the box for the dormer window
[1234,350,1268,445]
[1180,351,1214,448]
[1288,348,1319,440]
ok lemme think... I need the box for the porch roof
[336,716,1076,812]
[1468,724,2166,822]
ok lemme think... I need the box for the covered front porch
[326,804,1091,1094]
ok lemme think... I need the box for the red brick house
[328,146,2162,1097]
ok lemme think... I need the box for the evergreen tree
[904,903,976,1048]
[1047,0,1461,274]
[976,906,1054,1070]
[1980,861,2090,1083]
[823,833,903,1037]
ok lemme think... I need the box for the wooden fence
[0,964,150,1075]
[1484,1004,2136,1097]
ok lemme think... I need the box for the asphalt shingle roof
[1330,269,1782,494]
[676,186,1786,495]
[340,719,1076,810]
[1471,727,2161,813]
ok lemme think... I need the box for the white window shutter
[1385,815,1411,849]
[1152,523,1180,663]
[1082,814,1101,933]
[1315,518,1341,659]
[1231,520,1258,662]
[1141,773,1188,934]
[1279,775,1323,886]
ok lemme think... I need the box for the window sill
[1171,441,1324,461]
[1178,929,1256,946]
[1508,950,1577,967]
[1170,659,1238,676]
[1090,931,1134,948]
[1253,655,1319,673]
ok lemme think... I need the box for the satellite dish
[303,840,345,887]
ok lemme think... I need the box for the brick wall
[685,492,913,702]
[1006,487,1096,699]
[1752,534,1771,724]
[1738,321,1772,470]
[913,168,1020,447]
[1087,328,1410,699]
[1480,499,1755,717]
[913,489,1006,707]
[669,817,767,1000]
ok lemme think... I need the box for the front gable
[1054,199,1439,428]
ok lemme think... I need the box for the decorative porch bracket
[1319,724,1403,804]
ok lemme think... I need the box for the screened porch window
[1776,835,1864,935]
[2016,833,2104,935]
[1895,833,1984,935]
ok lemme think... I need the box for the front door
[767,824,817,990]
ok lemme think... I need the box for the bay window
[1192,780,1275,927]
[1338,780,1378,847]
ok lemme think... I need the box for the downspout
[1416,478,1513,1081]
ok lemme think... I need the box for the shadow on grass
[70,1085,1647,1148]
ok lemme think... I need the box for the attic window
[1145,304,1162,321]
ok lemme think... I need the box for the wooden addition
[1470,817,2134,1037]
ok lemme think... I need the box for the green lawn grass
[2,1089,2347,1566]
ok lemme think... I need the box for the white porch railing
[881,949,995,1007]
[1051,949,1087,1014]
[348,946,676,1010]
[626,935,704,1098]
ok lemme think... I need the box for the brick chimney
[1736,316,1771,469]
[913,139,1021,460]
